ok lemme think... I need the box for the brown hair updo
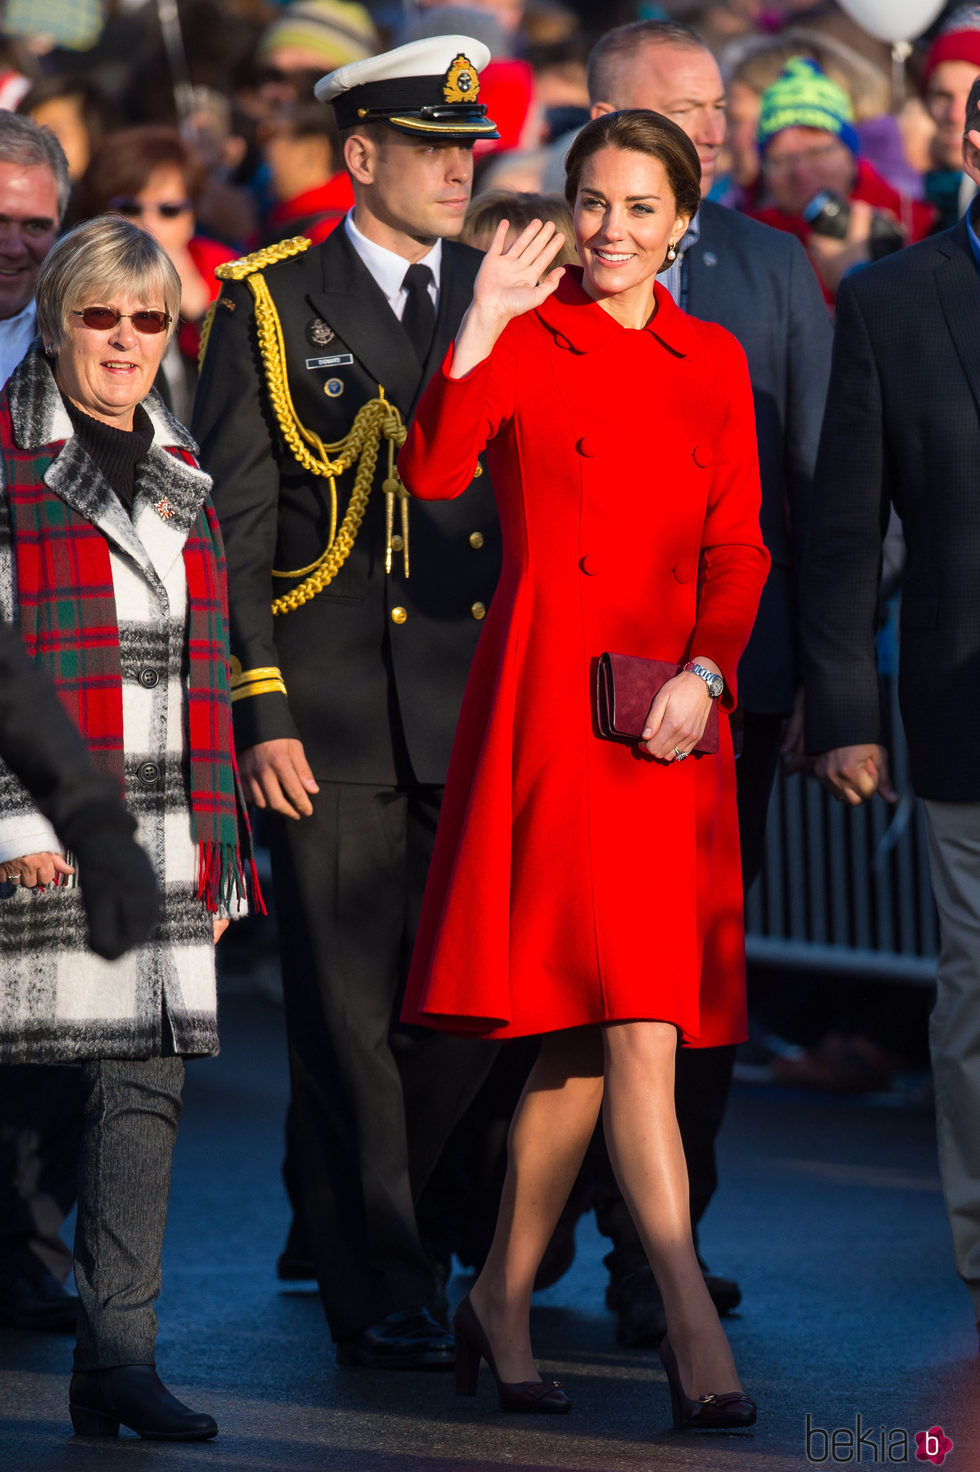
[564,109,701,230]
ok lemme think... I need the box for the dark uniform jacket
[802,212,980,802]
[686,200,832,716]
[192,225,500,786]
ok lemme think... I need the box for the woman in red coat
[398,110,769,1429]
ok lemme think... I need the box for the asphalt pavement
[2,974,978,1472]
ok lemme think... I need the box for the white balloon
[837,0,947,44]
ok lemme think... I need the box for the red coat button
[576,437,596,457]
[579,555,599,576]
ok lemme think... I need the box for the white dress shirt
[344,212,442,319]
[0,300,37,389]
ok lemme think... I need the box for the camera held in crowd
[802,191,905,262]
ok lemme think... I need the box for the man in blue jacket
[803,79,980,1338]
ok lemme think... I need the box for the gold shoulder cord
[206,237,410,617]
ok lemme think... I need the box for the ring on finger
[673,747,689,762]
[7,873,22,885]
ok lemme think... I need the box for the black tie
[401,263,435,364]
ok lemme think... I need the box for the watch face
[707,672,724,699]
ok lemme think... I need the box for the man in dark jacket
[193,35,501,1367]
[803,79,980,1335]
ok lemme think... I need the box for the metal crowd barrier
[744,610,939,984]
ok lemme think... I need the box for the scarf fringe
[197,842,266,916]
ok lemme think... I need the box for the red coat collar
[534,266,695,358]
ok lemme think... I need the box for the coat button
[391,606,408,624]
[579,555,599,576]
[471,601,486,620]
[469,531,484,549]
[390,533,404,552]
[138,667,160,689]
[576,437,596,457]
[137,761,160,786]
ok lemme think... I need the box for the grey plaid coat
[0,347,223,1065]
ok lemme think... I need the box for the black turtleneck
[63,397,154,515]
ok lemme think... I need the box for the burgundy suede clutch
[593,652,720,754]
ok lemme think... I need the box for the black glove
[59,804,160,962]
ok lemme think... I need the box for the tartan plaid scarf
[1,394,260,914]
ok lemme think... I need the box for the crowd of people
[1,0,980,1449]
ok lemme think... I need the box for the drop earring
[666,242,677,262]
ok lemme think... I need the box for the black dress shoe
[606,1259,743,1348]
[0,1248,78,1331]
[276,1250,316,1282]
[701,1268,742,1317]
[337,1307,455,1370]
[606,1264,668,1347]
[69,1366,218,1440]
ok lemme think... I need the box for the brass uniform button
[390,533,405,552]
[391,606,408,624]
[471,601,486,621]
[468,531,484,549]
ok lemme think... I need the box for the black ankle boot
[69,1366,218,1440]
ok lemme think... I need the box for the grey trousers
[72,1056,184,1371]
[923,799,980,1318]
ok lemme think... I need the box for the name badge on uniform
[305,353,354,370]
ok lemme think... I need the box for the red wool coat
[399,272,770,1047]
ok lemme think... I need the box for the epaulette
[215,236,312,282]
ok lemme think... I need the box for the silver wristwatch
[684,662,724,700]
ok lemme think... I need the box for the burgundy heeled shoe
[659,1336,756,1431]
[452,1294,571,1414]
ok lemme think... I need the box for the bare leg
[469,1027,604,1383]
[602,1021,741,1398]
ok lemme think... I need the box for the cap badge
[444,54,479,104]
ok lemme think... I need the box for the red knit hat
[922,4,980,91]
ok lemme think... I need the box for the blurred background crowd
[5,0,980,358]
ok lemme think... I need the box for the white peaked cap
[315,35,491,103]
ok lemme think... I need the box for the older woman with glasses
[0,214,259,1441]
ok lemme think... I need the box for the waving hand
[451,219,566,379]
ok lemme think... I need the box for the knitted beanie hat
[258,0,379,71]
[757,57,860,155]
[922,5,980,91]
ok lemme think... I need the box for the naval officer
[192,35,501,1369]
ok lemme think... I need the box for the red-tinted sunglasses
[71,307,172,334]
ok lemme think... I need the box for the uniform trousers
[922,799,980,1318]
[73,1056,184,1370]
[269,781,496,1343]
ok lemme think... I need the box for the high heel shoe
[659,1336,756,1431]
[452,1294,571,1414]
